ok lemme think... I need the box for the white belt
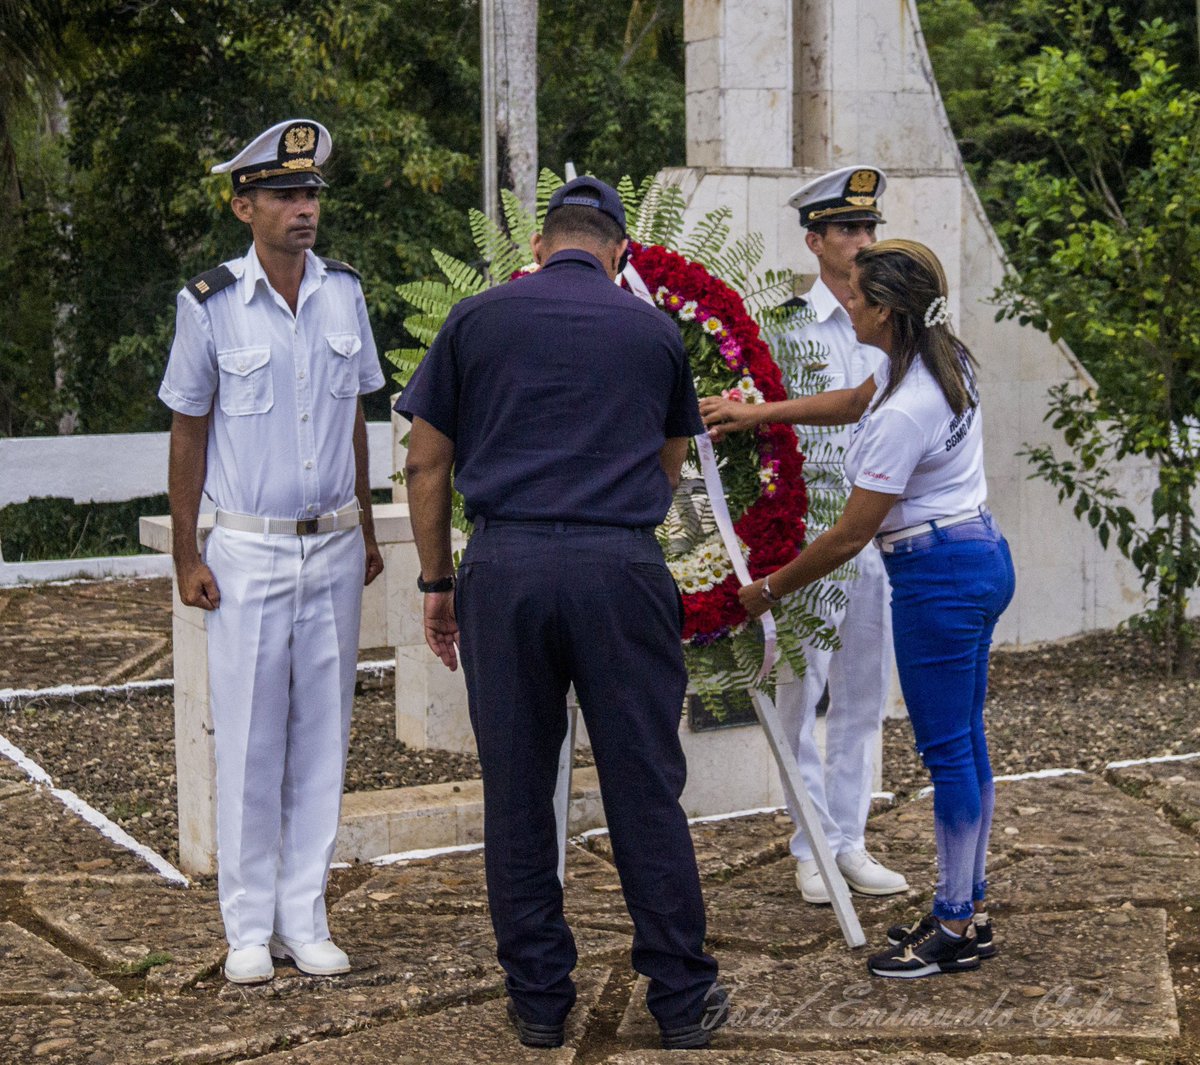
[215,501,361,536]
[876,505,986,554]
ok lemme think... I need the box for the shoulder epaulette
[320,256,361,281]
[777,295,808,311]
[185,265,237,304]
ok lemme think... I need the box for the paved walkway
[1,757,1197,1062]
[1,579,1198,1062]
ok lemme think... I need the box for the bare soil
[2,578,1198,870]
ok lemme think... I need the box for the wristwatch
[760,577,781,605]
[417,574,456,593]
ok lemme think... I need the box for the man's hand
[423,590,459,670]
[738,578,770,620]
[364,535,384,586]
[699,395,763,441]
[177,558,221,610]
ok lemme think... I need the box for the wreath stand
[552,433,866,950]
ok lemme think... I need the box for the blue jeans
[881,511,1015,921]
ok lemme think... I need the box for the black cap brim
[241,171,328,190]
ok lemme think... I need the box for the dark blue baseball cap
[546,176,627,232]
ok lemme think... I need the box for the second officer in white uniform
[701,166,907,903]
[160,119,385,983]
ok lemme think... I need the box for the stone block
[585,809,790,883]
[0,789,151,882]
[704,854,919,953]
[606,1052,1140,1064]
[722,89,792,168]
[678,721,778,818]
[725,2,792,90]
[686,0,722,43]
[0,920,119,1004]
[24,881,224,994]
[686,37,721,95]
[687,87,723,149]
[393,644,473,753]
[618,909,1177,1045]
[173,688,217,877]
[383,539,423,648]
[1107,755,1200,836]
[233,967,611,1064]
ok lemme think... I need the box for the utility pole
[480,0,499,225]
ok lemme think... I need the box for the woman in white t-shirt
[707,239,1015,979]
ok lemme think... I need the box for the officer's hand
[738,578,770,620]
[177,559,221,611]
[363,537,384,586]
[423,591,459,670]
[699,395,761,442]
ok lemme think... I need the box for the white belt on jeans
[214,501,362,536]
[876,505,986,554]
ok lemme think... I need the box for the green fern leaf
[535,168,566,228]
[431,248,488,296]
[501,188,539,252]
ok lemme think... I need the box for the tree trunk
[48,91,77,435]
[494,0,538,214]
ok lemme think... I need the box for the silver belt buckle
[296,517,321,535]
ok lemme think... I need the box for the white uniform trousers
[779,541,893,862]
[204,523,365,949]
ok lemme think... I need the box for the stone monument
[669,0,1151,646]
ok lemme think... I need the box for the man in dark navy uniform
[397,177,725,1050]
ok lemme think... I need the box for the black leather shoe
[659,983,730,1050]
[506,1000,565,1048]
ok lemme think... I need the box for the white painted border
[1106,751,1200,770]
[1,659,398,706]
[0,734,188,886]
[917,767,1085,799]
[370,841,485,866]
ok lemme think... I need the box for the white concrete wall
[673,0,1153,647]
[0,423,396,585]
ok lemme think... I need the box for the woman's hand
[739,578,771,619]
[699,395,763,441]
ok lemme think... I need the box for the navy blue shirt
[395,249,704,526]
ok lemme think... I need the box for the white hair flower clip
[923,295,950,328]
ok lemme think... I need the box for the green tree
[986,7,1200,672]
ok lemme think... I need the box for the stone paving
[2,580,1198,1062]
[0,766,1196,1063]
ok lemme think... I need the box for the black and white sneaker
[887,913,997,959]
[869,918,980,979]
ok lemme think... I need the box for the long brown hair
[854,239,978,417]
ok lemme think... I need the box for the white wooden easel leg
[554,702,579,886]
[749,688,865,948]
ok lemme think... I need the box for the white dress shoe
[794,859,831,904]
[270,934,351,976]
[835,848,909,896]
[224,944,275,984]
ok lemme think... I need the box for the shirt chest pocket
[216,346,273,416]
[326,332,362,399]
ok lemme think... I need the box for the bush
[0,495,170,562]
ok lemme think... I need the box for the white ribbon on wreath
[622,261,779,688]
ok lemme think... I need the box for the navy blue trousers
[456,520,718,1029]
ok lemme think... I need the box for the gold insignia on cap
[848,169,878,195]
[285,125,316,154]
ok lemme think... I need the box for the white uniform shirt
[782,278,886,491]
[844,357,987,533]
[159,246,385,519]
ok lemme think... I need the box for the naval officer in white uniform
[160,119,385,983]
[701,166,907,903]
